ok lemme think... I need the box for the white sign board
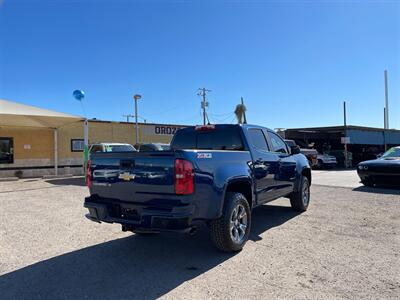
[341,137,350,144]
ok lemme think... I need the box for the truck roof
[183,124,274,132]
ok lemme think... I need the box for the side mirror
[290,145,301,155]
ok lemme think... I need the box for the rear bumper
[84,196,196,232]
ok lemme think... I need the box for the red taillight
[86,160,92,188]
[175,159,194,195]
[195,124,215,131]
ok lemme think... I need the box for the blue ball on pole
[73,90,85,101]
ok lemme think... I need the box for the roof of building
[0,99,83,128]
[285,125,400,133]
[86,118,189,127]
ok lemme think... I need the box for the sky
[0,0,399,129]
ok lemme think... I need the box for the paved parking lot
[0,174,399,299]
[312,169,362,188]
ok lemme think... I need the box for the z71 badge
[197,153,212,159]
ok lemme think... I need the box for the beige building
[0,99,187,178]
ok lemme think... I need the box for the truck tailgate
[90,152,176,202]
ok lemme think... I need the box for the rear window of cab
[171,126,244,151]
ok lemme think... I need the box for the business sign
[142,125,187,136]
[341,137,351,144]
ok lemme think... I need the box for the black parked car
[357,146,400,187]
[135,143,170,152]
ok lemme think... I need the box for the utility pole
[197,88,211,125]
[123,114,134,122]
[343,101,348,168]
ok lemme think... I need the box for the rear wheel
[290,176,310,212]
[210,192,251,252]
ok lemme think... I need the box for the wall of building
[0,121,187,178]
[0,126,57,177]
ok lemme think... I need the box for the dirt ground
[0,177,399,299]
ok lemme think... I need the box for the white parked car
[316,153,337,169]
[89,143,136,154]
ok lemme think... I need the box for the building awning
[0,99,83,128]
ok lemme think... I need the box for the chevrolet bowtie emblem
[119,172,135,181]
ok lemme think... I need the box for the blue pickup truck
[84,124,311,252]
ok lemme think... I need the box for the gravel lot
[0,176,399,299]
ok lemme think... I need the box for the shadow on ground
[353,185,400,195]
[0,204,299,300]
[46,177,86,187]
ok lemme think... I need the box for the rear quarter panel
[181,150,253,219]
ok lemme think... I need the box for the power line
[123,114,134,122]
[208,113,235,124]
[208,112,233,118]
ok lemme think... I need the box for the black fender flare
[219,176,254,215]
[295,166,311,192]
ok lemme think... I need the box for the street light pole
[384,70,389,151]
[133,94,142,144]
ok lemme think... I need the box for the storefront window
[71,139,84,152]
[0,138,14,164]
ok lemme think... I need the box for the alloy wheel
[230,204,248,244]
[302,181,310,206]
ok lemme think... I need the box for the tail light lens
[175,159,194,195]
[86,160,92,188]
[195,125,215,131]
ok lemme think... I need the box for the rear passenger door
[247,128,281,204]
[265,131,297,197]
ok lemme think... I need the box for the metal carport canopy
[0,99,84,175]
[0,98,83,128]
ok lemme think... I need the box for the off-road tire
[290,176,310,212]
[210,192,251,252]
